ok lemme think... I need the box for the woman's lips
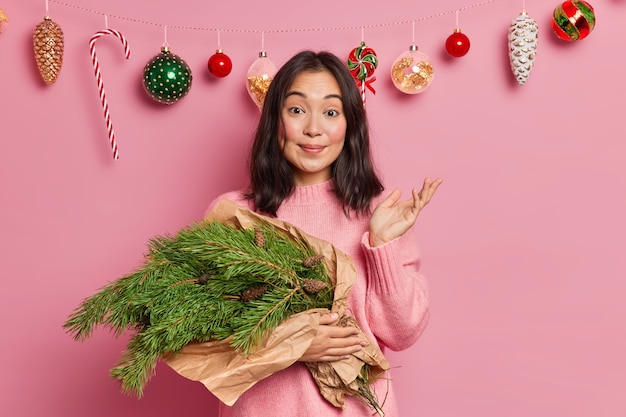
[299,144,325,153]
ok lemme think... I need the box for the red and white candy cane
[89,29,131,160]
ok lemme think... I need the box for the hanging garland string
[48,0,502,34]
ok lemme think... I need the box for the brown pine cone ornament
[33,16,64,85]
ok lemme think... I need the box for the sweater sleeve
[360,226,430,352]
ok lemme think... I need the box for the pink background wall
[1,0,625,416]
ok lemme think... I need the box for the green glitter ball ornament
[142,46,192,105]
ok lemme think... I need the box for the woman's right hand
[298,313,365,362]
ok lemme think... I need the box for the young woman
[207,50,442,417]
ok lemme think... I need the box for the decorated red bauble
[208,49,232,78]
[551,0,596,41]
[445,29,470,57]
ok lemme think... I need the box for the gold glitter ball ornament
[0,8,9,34]
[391,45,434,94]
[33,16,64,85]
[246,51,276,110]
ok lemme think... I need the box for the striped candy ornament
[89,29,131,160]
[347,42,378,105]
[552,0,596,41]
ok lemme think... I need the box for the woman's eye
[288,107,304,114]
[326,109,339,117]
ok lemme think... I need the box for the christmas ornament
[246,50,276,109]
[445,29,471,57]
[89,29,131,160]
[64,200,387,415]
[208,49,232,78]
[390,45,434,94]
[143,46,193,105]
[347,42,378,105]
[508,11,538,85]
[33,16,64,85]
[0,8,8,34]
[551,0,596,41]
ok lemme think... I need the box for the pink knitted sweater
[206,180,430,417]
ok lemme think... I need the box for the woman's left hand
[369,177,443,247]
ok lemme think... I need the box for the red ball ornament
[208,49,232,78]
[445,29,470,57]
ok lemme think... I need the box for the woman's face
[278,70,347,186]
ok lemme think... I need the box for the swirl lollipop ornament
[347,42,378,106]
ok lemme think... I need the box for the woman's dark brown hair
[245,50,383,216]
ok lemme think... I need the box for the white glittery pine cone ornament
[33,16,64,85]
[508,12,538,85]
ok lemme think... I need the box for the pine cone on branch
[195,274,211,285]
[302,279,328,294]
[303,255,325,268]
[241,285,268,301]
[253,227,266,247]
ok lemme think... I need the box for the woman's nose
[304,116,322,137]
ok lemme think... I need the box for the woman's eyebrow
[285,91,306,98]
[285,91,342,100]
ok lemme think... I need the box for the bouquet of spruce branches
[63,200,389,415]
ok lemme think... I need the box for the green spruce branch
[63,221,333,395]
